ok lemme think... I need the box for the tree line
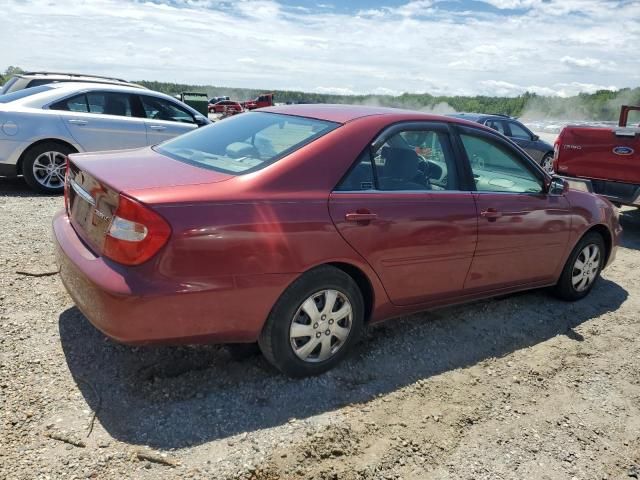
[2,66,639,120]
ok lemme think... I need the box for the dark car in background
[450,113,555,173]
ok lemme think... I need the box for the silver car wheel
[571,243,600,292]
[542,155,554,174]
[289,289,353,363]
[32,151,66,189]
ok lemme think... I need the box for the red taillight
[103,194,171,266]
[63,157,70,213]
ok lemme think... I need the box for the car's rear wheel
[553,232,605,301]
[258,266,364,377]
[22,142,76,194]
[541,153,554,174]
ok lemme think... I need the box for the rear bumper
[563,176,640,207]
[0,138,24,175]
[53,210,296,344]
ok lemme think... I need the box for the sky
[1,0,639,97]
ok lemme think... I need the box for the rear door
[138,94,198,145]
[51,91,147,151]
[329,122,478,306]
[454,125,571,291]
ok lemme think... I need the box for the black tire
[258,265,364,377]
[541,153,554,174]
[22,141,76,194]
[553,232,605,301]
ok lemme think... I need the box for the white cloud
[560,56,601,68]
[314,86,357,95]
[0,0,638,97]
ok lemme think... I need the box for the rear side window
[86,92,133,116]
[0,76,19,94]
[485,120,506,134]
[156,112,339,175]
[26,79,64,88]
[50,93,89,112]
[335,151,375,191]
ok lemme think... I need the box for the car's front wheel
[553,232,605,301]
[541,153,554,174]
[258,266,364,377]
[22,141,76,194]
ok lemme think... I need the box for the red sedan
[54,105,621,377]
[208,100,243,114]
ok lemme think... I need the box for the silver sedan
[0,82,210,193]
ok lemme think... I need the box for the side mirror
[531,134,539,141]
[194,115,208,127]
[548,176,567,195]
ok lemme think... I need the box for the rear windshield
[0,85,55,103]
[0,76,19,95]
[156,112,339,174]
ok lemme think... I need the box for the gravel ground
[1,174,639,480]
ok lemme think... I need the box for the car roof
[39,82,149,94]
[449,112,515,122]
[262,104,469,124]
[6,82,198,114]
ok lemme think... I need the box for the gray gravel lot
[1,175,639,480]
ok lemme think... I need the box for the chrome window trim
[69,178,96,206]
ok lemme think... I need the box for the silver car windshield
[156,112,339,175]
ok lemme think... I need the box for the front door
[329,123,478,306]
[456,127,571,291]
[138,95,198,145]
[505,120,540,161]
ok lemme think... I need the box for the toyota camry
[54,105,621,377]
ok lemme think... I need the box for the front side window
[140,95,194,123]
[375,129,458,191]
[336,128,459,192]
[508,121,532,140]
[460,133,543,193]
[156,112,338,175]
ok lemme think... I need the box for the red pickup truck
[242,93,274,110]
[554,105,640,207]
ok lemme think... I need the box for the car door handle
[149,125,166,131]
[68,119,87,126]
[480,208,502,220]
[345,211,377,223]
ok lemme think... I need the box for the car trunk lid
[66,147,232,255]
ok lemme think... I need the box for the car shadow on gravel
[0,176,52,197]
[58,277,628,449]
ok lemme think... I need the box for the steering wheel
[471,153,486,169]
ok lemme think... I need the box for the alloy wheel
[32,151,66,189]
[289,289,353,363]
[542,156,554,174]
[571,243,600,292]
